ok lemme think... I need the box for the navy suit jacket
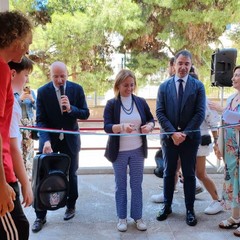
[104,94,155,162]
[156,75,206,144]
[36,80,90,154]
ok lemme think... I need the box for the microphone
[59,85,66,111]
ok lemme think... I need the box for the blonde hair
[113,69,137,98]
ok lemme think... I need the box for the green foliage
[126,51,167,87]
[10,0,240,98]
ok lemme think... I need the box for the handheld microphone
[59,85,66,111]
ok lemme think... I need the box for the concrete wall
[0,0,9,11]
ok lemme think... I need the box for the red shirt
[0,57,16,183]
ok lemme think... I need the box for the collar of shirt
[52,82,66,92]
[174,75,188,84]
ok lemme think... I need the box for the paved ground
[26,130,230,240]
[24,173,237,240]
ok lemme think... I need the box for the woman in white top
[104,69,154,232]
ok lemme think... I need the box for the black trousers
[35,138,79,219]
[162,137,199,211]
[0,182,29,240]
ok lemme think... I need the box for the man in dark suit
[156,50,205,226]
[32,61,90,232]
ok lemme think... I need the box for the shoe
[32,217,46,233]
[135,219,147,231]
[151,193,164,203]
[219,217,240,229]
[117,218,127,232]
[156,205,172,221]
[186,210,197,226]
[234,226,240,237]
[64,208,75,221]
[204,200,223,215]
[195,186,204,195]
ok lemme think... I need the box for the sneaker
[151,193,164,203]
[195,186,204,195]
[64,208,75,221]
[32,217,46,233]
[204,200,223,215]
[117,218,127,232]
[135,219,147,231]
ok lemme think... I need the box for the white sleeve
[10,99,22,147]
[205,99,220,130]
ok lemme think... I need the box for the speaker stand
[217,86,225,172]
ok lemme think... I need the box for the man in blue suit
[32,61,90,233]
[156,50,205,226]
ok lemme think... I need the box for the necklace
[120,96,134,115]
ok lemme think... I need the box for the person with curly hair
[0,10,33,240]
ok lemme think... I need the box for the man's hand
[60,95,71,112]
[43,141,53,154]
[0,183,16,216]
[171,132,186,146]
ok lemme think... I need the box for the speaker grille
[211,48,237,87]
[38,172,68,210]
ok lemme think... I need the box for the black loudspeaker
[211,48,237,87]
[32,153,71,211]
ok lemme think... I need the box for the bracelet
[121,123,124,132]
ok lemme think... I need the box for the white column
[0,0,9,12]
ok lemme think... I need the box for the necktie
[56,89,64,140]
[59,130,64,141]
[178,79,183,122]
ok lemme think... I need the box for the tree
[10,0,240,96]
[123,1,240,81]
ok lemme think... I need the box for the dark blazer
[156,75,205,143]
[104,94,155,162]
[36,80,90,154]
